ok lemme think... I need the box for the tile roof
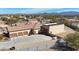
[7,21,40,32]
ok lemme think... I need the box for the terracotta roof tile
[7,21,38,32]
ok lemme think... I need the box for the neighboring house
[0,20,8,34]
[0,20,5,25]
[67,19,76,21]
[41,23,65,35]
[71,21,79,28]
[0,28,4,34]
[66,18,79,22]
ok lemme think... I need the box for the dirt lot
[56,26,75,38]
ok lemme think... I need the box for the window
[18,32,23,36]
[23,31,28,35]
[10,33,17,37]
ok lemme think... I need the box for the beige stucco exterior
[34,29,40,34]
[9,29,31,38]
[41,23,65,35]
[9,29,40,38]
[49,24,65,34]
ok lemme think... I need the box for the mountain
[41,11,79,15]
[0,8,79,15]
[40,8,79,15]
[59,11,79,15]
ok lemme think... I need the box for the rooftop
[7,20,41,32]
[44,23,57,26]
[43,23,63,26]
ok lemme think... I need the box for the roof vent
[11,24,17,27]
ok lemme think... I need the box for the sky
[0,8,79,14]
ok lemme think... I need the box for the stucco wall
[34,29,40,34]
[49,24,65,34]
[9,30,30,38]
[9,29,40,38]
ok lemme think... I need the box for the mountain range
[0,8,79,15]
[41,11,79,15]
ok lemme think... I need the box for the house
[71,21,79,28]
[40,23,65,35]
[4,20,41,38]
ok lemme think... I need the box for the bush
[65,32,79,50]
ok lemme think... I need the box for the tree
[0,35,7,41]
[65,32,79,50]
[6,17,19,25]
[29,29,35,35]
[0,35,3,41]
